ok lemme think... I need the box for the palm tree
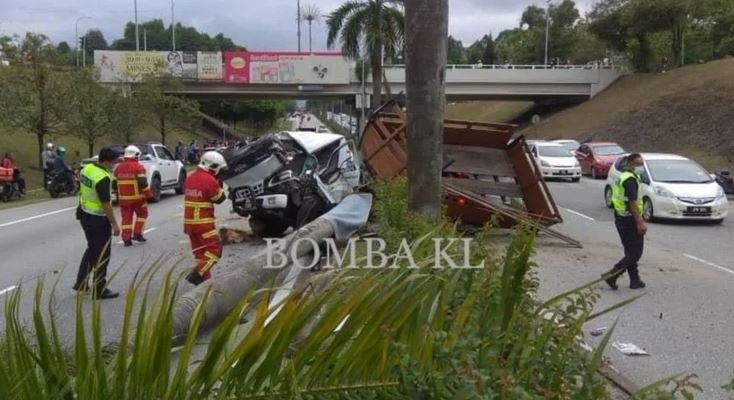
[327,0,405,110]
[404,0,448,219]
[301,4,321,54]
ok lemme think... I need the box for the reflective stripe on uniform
[210,189,225,202]
[184,218,216,225]
[199,251,220,273]
[202,229,219,239]
[185,201,213,208]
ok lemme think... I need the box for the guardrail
[384,64,621,71]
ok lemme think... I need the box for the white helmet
[46,143,54,150]
[124,145,141,159]
[199,151,227,175]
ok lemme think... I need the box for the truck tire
[249,216,289,238]
[175,170,186,195]
[150,176,162,203]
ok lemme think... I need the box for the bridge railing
[383,63,621,71]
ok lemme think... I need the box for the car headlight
[717,186,726,199]
[540,160,550,167]
[653,185,675,198]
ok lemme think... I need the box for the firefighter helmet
[199,151,227,175]
[124,145,141,159]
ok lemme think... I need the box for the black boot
[601,267,624,290]
[185,270,205,286]
[133,235,147,242]
[123,240,133,247]
[629,278,646,289]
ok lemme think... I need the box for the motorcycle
[0,166,22,202]
[221,130,361,238]
[46,169,80,198]
[714,170,734,195]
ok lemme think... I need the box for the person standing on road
[603,153,647,290]
[115,145,152,247]
[183,151,227,286]
[41,143,56,189]
[74,147,121,300]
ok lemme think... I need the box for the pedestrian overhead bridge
[170,65,624,102]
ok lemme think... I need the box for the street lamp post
[544,0,551,66]
[75,16,91,71]
[171,0,176,51]
[134,0,139,51]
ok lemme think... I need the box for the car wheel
[710,219,725,225]
[571,178,580,182]
[248,216,289,238]
[150,176,162,203]
[643,197,655,222]
[591,167,598,179]
[175,170,186,195]
[604,186,613,209]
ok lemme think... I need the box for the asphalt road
[537,177,734,399]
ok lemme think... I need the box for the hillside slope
[520,58,734,170]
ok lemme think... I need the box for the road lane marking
[0,206,77,229]
[683,254,734,276]
[0,285,18,296]
[564,208,596,222]
[117,227,158,245]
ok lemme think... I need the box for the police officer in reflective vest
[184,151,228,285]
[74,147,121,299]
[115,145,152,247]
[603,153,648,290]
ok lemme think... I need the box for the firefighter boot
[123,240,133,247]
[628,271,646,289]
[133,235,147,242]
[185,269,205,286]
[601,266,624,290]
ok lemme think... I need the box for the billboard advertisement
[197,51,223,81]
[95,50,197,82]
[224,51,250,83]
[224,52,350,85]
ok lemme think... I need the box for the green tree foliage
[109,91,144,144]
[466,34,496,64]
[326,0,405,110]
[110,19,245,51]
[135,77,200,145]
[199,100,286,133]
[0,33,65,168]
[447,35,466,64]
[521,5,547,29]
[59,70,117,157]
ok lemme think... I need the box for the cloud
[0,0,594,49]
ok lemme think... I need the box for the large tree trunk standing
[370,47,383,111]
[404,0,448,221]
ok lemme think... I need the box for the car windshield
[592,145,624,156]
[538,146,573,157]
[557,142,579,152]
[646,159,713,183]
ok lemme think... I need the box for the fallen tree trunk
[171,219,335,346]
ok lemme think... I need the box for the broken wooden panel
[358,99,564,228]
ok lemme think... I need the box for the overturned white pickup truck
[221,131,361,238]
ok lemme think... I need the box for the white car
[552,139,581,154]
[604,153,728,223]
[527,141,581,182]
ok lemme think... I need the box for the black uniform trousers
[613,215,644,280]
[75,209,112,294]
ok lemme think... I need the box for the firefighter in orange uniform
[184,151,228,285]
[115,145,152,247]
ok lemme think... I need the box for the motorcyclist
[1,153,26,195]
[52,146,75,191]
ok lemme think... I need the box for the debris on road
[219,227,257,245]
[612,341,650,356]
[359,100,581,248]
[591,326,608,336]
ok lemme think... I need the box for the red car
[575,142,626,179]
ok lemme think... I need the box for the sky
[0,0,594,51]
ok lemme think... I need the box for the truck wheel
[249,216,289,238]
[295,190,329,229]
[175,171,186,195]
[150,176,162,203]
